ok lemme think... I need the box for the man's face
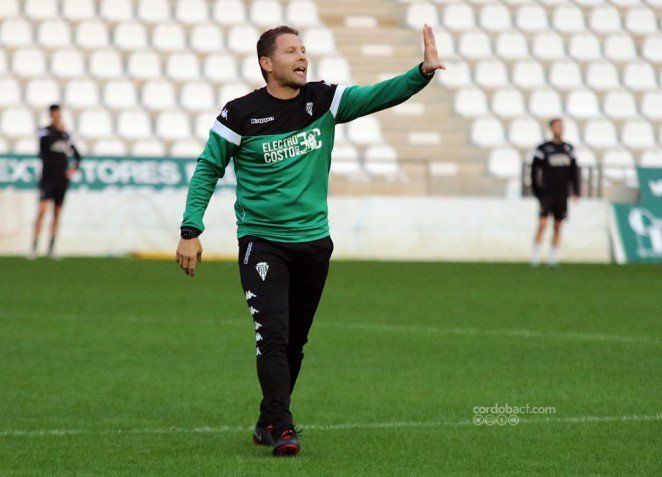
[50,109,63,127]
[550,120,563,138]
[262,33,308,88]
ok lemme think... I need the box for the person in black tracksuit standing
[31,104,82,258]
[530,118,580,266]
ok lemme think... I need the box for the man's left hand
[422,24,446,76]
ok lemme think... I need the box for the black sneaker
[252,424,275,447]
[272,427,300,456]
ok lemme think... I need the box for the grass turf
[0,257,660,475]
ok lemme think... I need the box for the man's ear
[259,56,272,74]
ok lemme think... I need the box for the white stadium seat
[588,6,621,33]
[508,117,542,148]
[622,120,656,148]
[286,0,320,27]
[132,139,166,157]
[0,138,7,154]
[642,35,662,63]
[241,56,264,83]
[479,4,511,32]
[25,0,57,19]
[166,53,201,82]
[434,30,456,59]
[532,32,565,60]
[1,107,35,137]
[602,148,634,181]
[100,0,134,21]
[38,21,72,48]
[574,146,596,167]
[93,139,127,156]
[114,22,148,51]
[471,116,505,146]
[549,62,582,90]
[228,25,260,54]
[364,145,400,178]
[51,49,85,79]
[584,120,618,148]
[625,7,657,34]
[1,19,33,47]
[204,54,239,83]
[176,0,208,24]
[458,31,491,59]
[181,82,215,112]
[303,28,336,56]
[492,89,525,118]
[330,145,361,177]
[142,81,176,110]
[0,50,5,74]
[552,6,585,33]
[63,0,95,20]
[442,3,475,31]
[603,90,637,119]
[529,89,562,118]
[156,111,191,140]
[103,80,138,109]
[89,50,123,79]
[117,110,152,139]
[474,60,508,88]
[250,0,284,27]
[137,0,171,23]
[171,139,204,157]
[194,111,218,139]
[76,21,110,50]
[127,51,162,80]
[219,82,250,105]
[563,119,581,145]
[641,92,662,120]
[64,79,99,108]
[455,87,488,117]
[488,147,521,178]
[347,116,383,145]
[77,109,113,139]
[640,150,662,167]
[213,0,247,25]
[438,60,471,88]
[604,35,637,62]
[623,62,656,90]
[586,62,619,91]
[495,32,528,60]
[152,23,186,52]
[0,0,19,18]
[25,78,60,108]
[190,24,223,52]
[515,5,547,32]
[0,77,21,106]
[13,138,39,155]
[566,89,600,119]
[317,57,351,84]
[512,61,544,89]
[568,33,601,61]
[406,3,439,29]
[12,49,46,78]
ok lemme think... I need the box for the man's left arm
[568,147,581,197]
[332,24,445,124]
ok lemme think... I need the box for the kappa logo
[245,290,257,300]
[251,116,275,124]
[306,102,313,116]
[256,262,269,281]
[221,108,228,119]
[255,321,261,330]
[256,348,261,356]
[249,306,259,315]
[256,332,263,342]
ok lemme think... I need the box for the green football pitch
[1,257,660,475]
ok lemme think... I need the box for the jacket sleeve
[531,146,544,198]
[180,107,241,234]
[331,63,434,124]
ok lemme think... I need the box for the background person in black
[30,104,82,259]
[530,118,580,266]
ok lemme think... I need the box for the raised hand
[421,24,446,76]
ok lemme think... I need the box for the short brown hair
[548,118,562,128]
[256,25,300,82]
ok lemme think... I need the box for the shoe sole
[253,434,274,447]
[273,443,300,456]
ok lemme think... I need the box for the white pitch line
[1,414,660,438]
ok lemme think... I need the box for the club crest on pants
[256,261,269,281]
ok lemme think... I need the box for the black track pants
[238,234,333,430]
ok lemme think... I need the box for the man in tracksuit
[530,118,581,266]
[176,24,444,456]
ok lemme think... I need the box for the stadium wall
[0,189,611,262]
